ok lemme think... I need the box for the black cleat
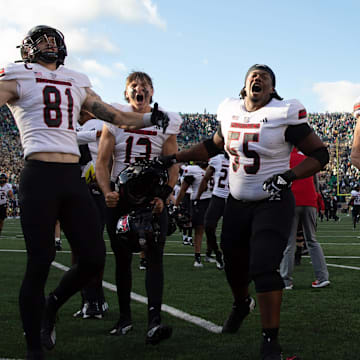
[40,295,57,350]
[222,296,256,334]
[55,239,62,251]
[109,317,133,335]
[83,301,103,319]
[215,251,224,270]
[261,339,283,360]
[145,324,172,345]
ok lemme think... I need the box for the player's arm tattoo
[83,88,116,124]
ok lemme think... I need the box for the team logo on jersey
[243,116,250,123]
[50,73,57,80]
[298,109,307,119]
[0,68,5,77]
[232,115,239,120]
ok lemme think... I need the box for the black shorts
[19,160,105,264]
[191,198,210,227]
[0,204,7,220]
[221,190,295,277]
[204,195,226,228]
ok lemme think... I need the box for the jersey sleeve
[165,111,183,135]
[285,99,308,125]
[354,96,360,118]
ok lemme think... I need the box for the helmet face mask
[18,25,67,67]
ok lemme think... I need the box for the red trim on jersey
[124,129,158,135]
[298,109,307,119]
[354,103,360,111]
[0,68,5,77]
[230,123,260,129]
[36,78,72,86]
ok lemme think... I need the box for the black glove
[151,103,169,134]
[263,170,296,200]
[156,154,177,168]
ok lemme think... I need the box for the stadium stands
[1,105,358,215]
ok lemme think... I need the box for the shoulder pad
[0,63,35,81]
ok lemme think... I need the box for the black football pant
[107,204,167,327]
[18,160,105,352]
[221,191,294,296]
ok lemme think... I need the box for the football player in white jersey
[175,162,212,267]
[349,184,360,229]
[159,64,329,360]
[0,173,15,236]
[96,71,181,344]
[196,152,230,270]
[0,25,170,360]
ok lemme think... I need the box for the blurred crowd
[1,105,359,215]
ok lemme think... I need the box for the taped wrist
[203,138,222,158]
[142,113,152,127]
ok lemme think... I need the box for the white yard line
[51,261,222,334]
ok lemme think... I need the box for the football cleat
[55,239,62,251]
[139,258,147,270]
[72,308,84,318]
[109,317,133,335]
[193,258,204,268]
[261,338,283,360]
[40,295,57,350]
[215,251,224,270]
[82,301,103,319]
[145,324,172,345]
[222,296,256,333]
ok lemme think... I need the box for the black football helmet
[0,174,7,185]
[18,25,67,66]
[116,207,161,253]
[115,159,169,210]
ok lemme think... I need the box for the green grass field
[1,214,360,360]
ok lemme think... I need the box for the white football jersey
[0,63,91,159]
[209,154,230,199]
[217,97,308,201]
[76,119,104,167]
[0,183,12,205]
[354,96,360,118]
[105,103,183,181]
[351,190,360,205]
[183,165,212,200]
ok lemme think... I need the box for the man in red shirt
[280,148,330,289]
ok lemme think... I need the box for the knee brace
[253,270,284,293]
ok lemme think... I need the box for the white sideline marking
[51,261,222,334]
[326,263,360,270]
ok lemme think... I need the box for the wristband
[142,113,152,127]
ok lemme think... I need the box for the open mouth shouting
[251,82,262,94]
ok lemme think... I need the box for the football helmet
[115,159,169,210]
[18,25,67,66]
[116,207,161,253]
[0,173,7,185]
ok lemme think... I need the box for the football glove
[156,154,177,168]
[263,170,296,200]
[151,103,169,134]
